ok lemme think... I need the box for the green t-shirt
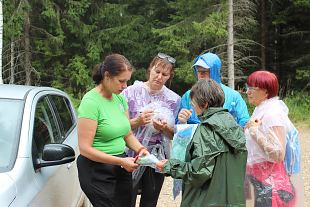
[78,88,130,155]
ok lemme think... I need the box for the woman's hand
[156,160,168,172]
[178,109,192,124]
[138,109,154,125]
[153,119,174,138]
[246,118,262,129]
[153,119,167,132]
[138,147,149,157]
[246,119,262,139]
[133,146,150,163]
[120,157,139,172]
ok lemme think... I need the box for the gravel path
[147,123,310,207]
[299,123,310,206]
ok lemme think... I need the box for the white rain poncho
[131,101,176,187]
[245,97,304,207]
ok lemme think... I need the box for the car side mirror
[34,144,75,170]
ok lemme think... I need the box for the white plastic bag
[171,124,198,199]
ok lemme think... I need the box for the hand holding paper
[136,154,160,169]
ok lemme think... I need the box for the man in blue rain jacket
[177,52,250,127]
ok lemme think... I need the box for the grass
[284,92,310,124]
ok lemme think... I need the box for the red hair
[247,70,279,98]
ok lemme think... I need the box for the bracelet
[137,146,146,154]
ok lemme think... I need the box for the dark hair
[146,55,175,81]
[92,54,133,85]
[190,79,224,108]
[247,70,279,98]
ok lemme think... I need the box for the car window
[32,96,61,159]
[0,99,23,172]
[49,95,75,140]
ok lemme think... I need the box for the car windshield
[0,99,24,172]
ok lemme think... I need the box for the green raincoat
[164,107,247,207]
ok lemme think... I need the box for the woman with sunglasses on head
[122,53,181,207]
[77,54,149,207]
[244,70,304,206]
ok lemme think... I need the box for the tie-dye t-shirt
[122,81,180,145]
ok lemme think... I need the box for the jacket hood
[199,107,247,151]
[255,97,289,116]
[192,52,222,84]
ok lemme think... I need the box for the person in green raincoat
[156,79,248,207]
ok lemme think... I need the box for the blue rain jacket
[178,52,250,127]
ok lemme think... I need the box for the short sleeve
[263,112,286,128]
[78,98,99,120]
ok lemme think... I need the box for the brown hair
[190,79,224,108]
[146,56,175,81]
[92,54,133,85]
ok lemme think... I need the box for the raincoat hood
[255,97,289,116]
[199,107,247,151]
[192,52,222,84]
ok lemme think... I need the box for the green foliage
[294,0,310,8]
[67,94,83,110]
[2,0,309,101]
[172,62,196,95]
[67,56,93,98]
[284,92,310,123]
[193,12,228,41]
[296,67,310,90]
[267,0,310,91]
[50,57,92,100]
[129,68,147,86]
[3,0,27,39]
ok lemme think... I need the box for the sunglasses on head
[157,52,176,64]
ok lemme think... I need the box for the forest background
[2,0,310,123]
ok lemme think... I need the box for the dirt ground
[298,123,310,206]
[136,122,310,207]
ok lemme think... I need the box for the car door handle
[67,162,72,169]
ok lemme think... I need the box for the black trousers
[77,154,132,207]
[131,167,165,207]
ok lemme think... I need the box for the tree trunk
[227,0,234,89]
[10,41,15,84]
[24,11,31,85]
[0,1,3,84]
[261,0,267,69]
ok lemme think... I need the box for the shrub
[284,92,310,123]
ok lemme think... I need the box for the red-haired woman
[245,70,304,206]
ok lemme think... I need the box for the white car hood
[0,173,16,206]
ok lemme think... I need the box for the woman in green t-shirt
[77,54,149,207]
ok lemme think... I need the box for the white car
[0,84,89,207]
